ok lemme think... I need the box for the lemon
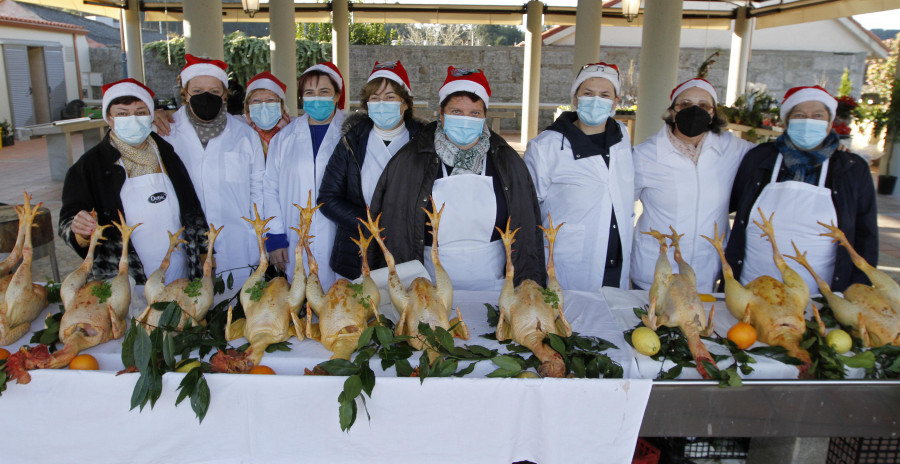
[175,359,201,373]
[632,327,661,356]
[699,294,717,302]
[826,329,852,354]
[515,371,542,379]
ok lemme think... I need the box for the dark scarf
[775,131,839,184]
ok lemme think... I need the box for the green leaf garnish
[91,280,112,303]
[245,280,268,302]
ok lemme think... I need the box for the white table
[0,289,651,464]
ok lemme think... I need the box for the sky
[853,9,900,30]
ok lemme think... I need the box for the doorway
[27,47,50,124]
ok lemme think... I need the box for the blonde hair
[243,88,289,115]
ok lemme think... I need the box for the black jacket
[59,132,208,284]
[369,121,547,287]
[319,113,424,279]
[725,142,877,291]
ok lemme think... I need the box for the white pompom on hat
[670,78,718,104]
[367,60,412,94]
[302,62,346,109]
[571,62,621,97]
[180,54,229,88]
[246,71,287,101]
[439,66,491,108]
[780,85,838,122]
[101,78,155,123]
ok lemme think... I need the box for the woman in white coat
[161,54,266,289]
[524,62,634,290]
[264,62,346,288]
[631,78,755,292]
[243,71,293,158]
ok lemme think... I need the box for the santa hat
[780,85,838,122]
[367,60,411,94]
[302,62,345,109]
[439,66,491,108]
[246,71,287,101]
[180,54,229,88]
[571,62,621,98]
[101,78,155,123]
[670,78,718,104]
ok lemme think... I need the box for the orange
[727,322,757,350]
[249,365,275,375]
[0,347,10,360]
[68,354,99,370]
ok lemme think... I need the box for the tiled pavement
[2,132,899,283]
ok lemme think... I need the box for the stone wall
[91,43,867,129]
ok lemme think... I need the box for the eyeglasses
[249,97,280,104]
[450,67,481,77]
[579,63,620,78]
[374,61,399,70]
[674,100,714,112]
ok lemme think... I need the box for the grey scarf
[434,120,491,176]
[187,106,228,149]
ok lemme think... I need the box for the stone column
[521,0,544,144]
[887,37,900,196]
[332,0,350,101]
[572,0,602,76]
[183,0,225,61]
[121,0,144,81]
[633,0,683,145]
[270,0,298,116]
[725,6,754,106]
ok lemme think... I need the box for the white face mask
[113,115,153,146]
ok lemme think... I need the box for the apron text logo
[148,192,167,203]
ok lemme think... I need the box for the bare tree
[402,24,470,45]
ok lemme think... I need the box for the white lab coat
[631,127,755,292]
[524,120,634,291]
[162,107,266,289]
[264,111,345,288]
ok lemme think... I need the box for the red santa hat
[571,62,621,98]
[367,60,411,94]
[439,66,491,108]
[780,85,838,122]
[101,78,155,123]
[246,71,287,101]
[670,78,718,104]
[302,62,345,109]
[180,54,229,88]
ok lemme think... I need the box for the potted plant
[0,119,13,147]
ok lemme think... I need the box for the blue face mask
[442,114,484,146]
[787,118,830,150]
[368,101,403,130]
[113,115,153,146]
[303,97,336,122]
[249,102,282,130]
[576,96,615,127]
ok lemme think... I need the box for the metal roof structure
[13,0,900,29]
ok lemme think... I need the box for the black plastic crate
[827,437,900,464]
[646,437,750,463]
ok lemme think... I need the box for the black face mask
[188,92,223,121]
[674,105,712,137]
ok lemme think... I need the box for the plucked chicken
[496,217,571,378]
[1,192,49,345]
[5,212,138,384]
[641,227,717,379]
[214,204,306,372]
[788,222,899,347]
[305,200,380,361]
[361,200,468,361]
[703,209,821,378]
[137,224,223,331]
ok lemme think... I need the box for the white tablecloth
[1,289,651,464]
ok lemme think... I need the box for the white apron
[424,159,506,291]
[119,153,187,284]
[361,128,409,205]
[741,155,837,290]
